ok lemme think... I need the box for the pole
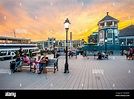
[64,29,69,73]
[105,42,107,53]
[54,43,55,58]
[122,44,123,56]
[105,42,106,52]
[98,44,100,52]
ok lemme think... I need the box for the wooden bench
[17,58,58,73]
[43,58,58,73]
[17,58,36,72]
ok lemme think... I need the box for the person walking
[129,47,133,60]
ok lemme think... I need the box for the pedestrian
[129,47,133,59]
[28,49,32,58]
[15,50,19,59]
[69,51,72,59]
[19,46,24,58]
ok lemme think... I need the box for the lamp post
[64,18,71,73]
[99,44,100,52]
[122,41,124,56]
[105,38,108,53]
[53,40,56,58]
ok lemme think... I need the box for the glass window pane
[99,30,104,39]
[108,33,112,38]
[119,39,126,45]
[127,39,133,46]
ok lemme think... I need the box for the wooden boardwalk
[0,54,134,90]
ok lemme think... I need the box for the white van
[0,50,16,61]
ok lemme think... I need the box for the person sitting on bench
[102,52,108,59]
[38,54,48,74]
[22,53,30,66]
[32,55,41,73]
[97,52,102,60]
[13,54,22,73]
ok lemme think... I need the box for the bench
[17,58,58,73]
[17,58,36,72]
[43,58,58,73]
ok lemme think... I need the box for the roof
[90,32,98,36]
[98,12,119,23]
[0,36,31,40]
[119,25,134,37]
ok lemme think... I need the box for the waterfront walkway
[0,54,134,90]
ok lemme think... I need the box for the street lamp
[105,38,108,53]
[64,18,71,73]
[53,40,56,58]
[122,41,124,56]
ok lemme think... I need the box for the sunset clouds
[0,0,134,41]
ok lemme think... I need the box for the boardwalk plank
[0,55,134,90]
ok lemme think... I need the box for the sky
[0,0,134,42]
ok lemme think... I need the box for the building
[32,38,82,51]
[0,36,31,44]
[119,25,134,50]
[98,12,119,50]
[88,32,98,43]
[83,13,134,51]
[0,36,39,56]
[119,25,134,46]
[31,37,56,50]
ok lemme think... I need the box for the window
[127,39,133,46]
[119,39,126,45]
[0,51,7,56]
[107,22,112,27]
[107,33,112,38]
[115,39,119,44]
[107,29,113,33]
[114,29,118,38]
[107,40,113,44]
[99,23,104,28]
[107,29,113,38]
[8,51,11,55]
[99,40,104,44]
[99,30,104,39]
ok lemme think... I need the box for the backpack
[10,61,16,71]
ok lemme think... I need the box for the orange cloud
[0,0,134,42]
